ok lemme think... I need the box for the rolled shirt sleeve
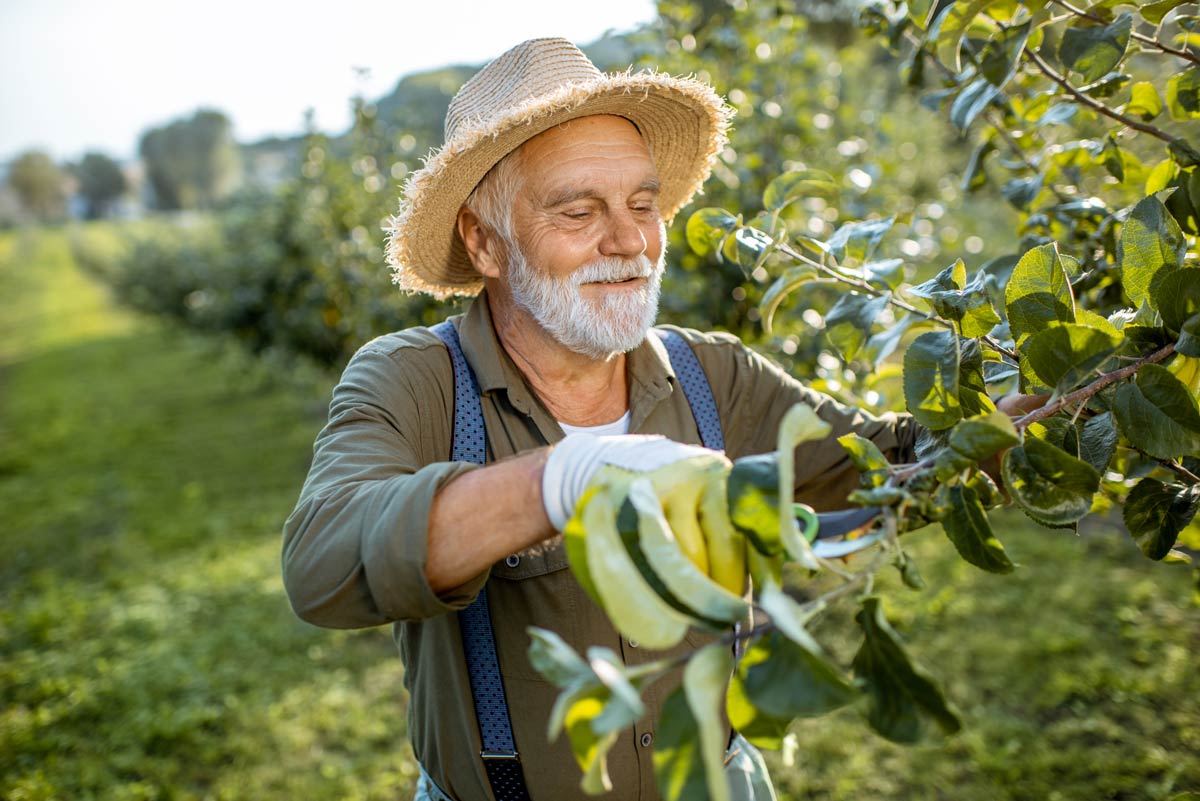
[282,337,488,628]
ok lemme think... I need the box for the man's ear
[456,207,504,279]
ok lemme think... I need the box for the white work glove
[542,434,719,530]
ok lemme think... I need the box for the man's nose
[598,208,648,258]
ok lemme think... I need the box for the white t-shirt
[558,410,632,437]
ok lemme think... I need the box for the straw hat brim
[384,70,733,299]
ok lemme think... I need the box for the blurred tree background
[3,1,1198,799]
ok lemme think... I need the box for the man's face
[502,115,666,359]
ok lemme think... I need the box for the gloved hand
[541,433,718,530]
[546,433,751,651]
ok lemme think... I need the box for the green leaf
[950,78,1001,131]
[1126,81,1164,121]
[957,337,994,419]
[864,258,907,290]
[904,330,963,430]
[587,648,647,736]
[1141,0,1189,25]
[978,20,1031,87]
[683,644,734,801]
[1078,411,1118,474]
[1178,314,1200,358]
[763,169,838,212]
[826,217,895,264]
[939,484,1015,572]
[1101,135,1126,182]
[1020,322,1121,391]
[839,433,890,485]
[654,689,708,801]
[686,208,738,257]
[564,687,621,794]
[528,627,592,687]
[1123,478,1200,560]
[863,312,917,367]
[1005,243,1076,343]
[935,0,1009,72]
[962,138,997,191]
[1002,436,1101,526]
[743,630,857,718]
[825,291,891,361]
[583,486,692,649]
[1112,363,1200,459]
[910,258,965,296]
[726,642,792,750]
[1150,268,1200,333]
[1059,12,1132,84]
[852,596,962,743]
[760,265,818,334]
[729,454,791,558]
[1001,173,1045,211]
[1167,68,1200,121]
[948,410,1020,461]
[1080,72,1131,99]
[910,263,1001,337]
[1119,196,1187,307]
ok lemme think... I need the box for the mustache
[570,255,657,286]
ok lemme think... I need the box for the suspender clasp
[480,750,520,761]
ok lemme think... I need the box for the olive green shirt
[282,291,919,801]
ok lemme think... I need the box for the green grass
[1,227,416,801]
[2,225,1199,800]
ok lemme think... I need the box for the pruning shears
[796,504,886,559]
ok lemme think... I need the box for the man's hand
[996,392,1050,420]
[544,434,747,596]
[541,434,723,530]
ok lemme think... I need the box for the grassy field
[2,225,1199,800]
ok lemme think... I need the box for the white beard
[506,244,665,360]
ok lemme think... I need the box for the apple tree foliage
[530,2,1200,798]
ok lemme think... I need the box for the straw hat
[383,37,733,299]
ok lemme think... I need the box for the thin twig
[1026,48,1200,163]
[1046,0,1200,67]
[1014,343,1176,430]
[983,336,1019,362]
[777,242,955,329]
[1125,446,1200,485]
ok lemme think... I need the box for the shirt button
[504,554,520,568]
[627,639,639,649]
[640,732,653,748]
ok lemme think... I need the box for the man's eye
[563,209,592,220]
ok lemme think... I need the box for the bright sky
[0,0,658,164]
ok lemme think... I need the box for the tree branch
[1026,48,1200,163]
[777,241,955,330]
[902,30,1073,201]
[1014,343,1176,430]
[1046,0,1200,67]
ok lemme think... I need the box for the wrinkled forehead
[513,115,659,194]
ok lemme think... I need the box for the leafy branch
[1025,48,1200,164]
[1014,343,1177,430]
[776,241,955,329]
[1047,0,1200,67]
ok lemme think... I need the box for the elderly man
[283,38,922,801]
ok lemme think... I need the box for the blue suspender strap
[430,320,532,801]
[654,329,725,452]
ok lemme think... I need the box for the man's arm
[425,449,552,594]
[282,340,505,628]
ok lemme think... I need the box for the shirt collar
[454,289,677,430]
